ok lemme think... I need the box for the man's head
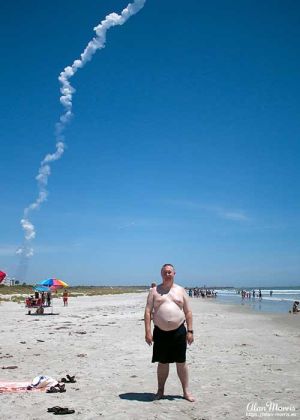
[161,264,176,283]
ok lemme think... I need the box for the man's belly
[153,301,185,331]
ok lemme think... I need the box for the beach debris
[20,341,26,344]
[36,339,45,342]
[58,408,75,414]
[2,366,18,369]
[46,383,66,393]
[30,375,58,390]
[77,354,87,358]
[75,331,87,335]
[47,406,65,413]
[48,407,75,415]
[234,343,252,347]
[61,375,76,384]
[48,406,76,415]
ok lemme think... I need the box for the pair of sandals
[47,406,75,415]
[60,374,76,383]
[46,383,66,393]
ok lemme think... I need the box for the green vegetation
[0,284,33,295]
[0,284,148,299]
[68,285,147,297]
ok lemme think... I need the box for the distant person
[63,289,69,307]
[47,292,51,307]
[270,290,273,297]
[259,289,262,299]
[252,290,255,298]
[292,301,300,314]
[144,263,195,402]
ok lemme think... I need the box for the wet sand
[0,293,299,419]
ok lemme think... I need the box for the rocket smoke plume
[16,0,146,263]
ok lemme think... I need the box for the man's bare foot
[154,390,164,400]
[183,392,195,402]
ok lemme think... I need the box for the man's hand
[186,331,194,345]
[145,332,153,346]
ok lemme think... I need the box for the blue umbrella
[34,285,51,292]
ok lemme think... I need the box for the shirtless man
[63,289,68,307]
[144,264,195,402]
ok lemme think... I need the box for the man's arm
[144,290,154,346]
[183,288,194,345]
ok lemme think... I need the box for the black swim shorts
[152,323,187,364]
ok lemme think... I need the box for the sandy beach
[0,293,299,419]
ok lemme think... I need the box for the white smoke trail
[17,0,146,259]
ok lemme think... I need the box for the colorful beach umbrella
[37,279,68,288]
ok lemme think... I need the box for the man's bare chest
[154,291,184,309]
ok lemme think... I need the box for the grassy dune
[0,284,148,303]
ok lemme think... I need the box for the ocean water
[213,287,300,314]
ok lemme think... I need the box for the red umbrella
[0,271,6,284]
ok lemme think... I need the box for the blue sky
[1,0,299,287]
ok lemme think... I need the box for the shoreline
[192,296,300,331]
[1,285,299,316]
[191,292,300,315]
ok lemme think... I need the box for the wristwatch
[187,330,194,334]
